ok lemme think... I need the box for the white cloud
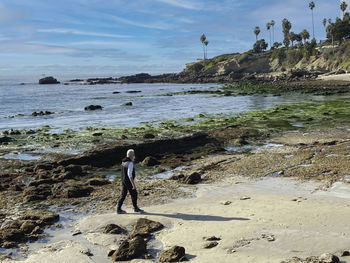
[155,0,204,10]
[37,28,131,39]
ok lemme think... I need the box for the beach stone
[103,224,127,235]
[112,91,120,94]
[183,172,201,184]
[125,90,141,93]
[205,236,221,241]
[204,241,218,249]
[240,196,251,200]
[143,133,155,139]
[87,178,111,186]
[318,253,339,263]
[84,105,103,111]
[31,111,54,116]
[141,156,160,167]
[221,201,232,205]
[92,132,103,136]
[158,246,186,262]
[130,218,164,238]
[39,76,60,84]
[110,235,147,261]
[122,102,133,106]
[30,226,42,235]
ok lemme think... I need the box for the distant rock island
[39,76,60,84]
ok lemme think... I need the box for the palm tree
[289,32,297,47]
[323,18,327,28]
[282,18,292,47]
[309,1,315,39]
[266,22,272,48]
[204,40,209,59]
[341,1,348,18]
[270,20,276,43]
[200,34,206,60]
[254,26,261,41]
[300,29,310,44]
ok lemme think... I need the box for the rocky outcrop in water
[39,77,60,84]
[84,105,103,111]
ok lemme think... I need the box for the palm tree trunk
[202,43,205,60]
[312,10,315,39]
[272,26,275,43]
[269,30,272,48]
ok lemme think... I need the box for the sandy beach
[319,73,350,82]
[4,174,350,263]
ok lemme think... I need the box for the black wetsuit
[116,157,138,210]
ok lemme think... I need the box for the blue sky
[0,0,344,77]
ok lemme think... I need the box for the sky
[0,0,345,77]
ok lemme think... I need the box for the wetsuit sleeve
[128,162,134,179]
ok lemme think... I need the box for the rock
[30,226,43,235]
[113,91,120,94]
[64,165,83,176]
[233,138,249,145]
[0,136,12,144]
[39,76,60,84]
[110,236,147,261]
[92,132,103,136]
[338,250,350,257]
[1,228,25,242]
[72,231,82,236]
[143,133,155,139]
[130,218,164,238]
[51,182,93,198]
[159,246,186,262]
[141,156,160,167]
[23,184,52,202]
[221,201,232,205]
[20,221,36,234]
[103,224,127,235]
[240,196,251,200]
[87,178,111,186]
[318,253,339,263]
[34,163,53,172]
[183,172,201,184]
[28,179,56,187]
[31,111,54,116]
[204,241,218,249]
[169,174,184,180]
[125,90,142,93]
[205,236,221,241]
[84,105,103,111]
[122,102,133,106]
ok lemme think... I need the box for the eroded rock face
[110,235,147,261]
[158,246,186,262]
[130,218,164,238]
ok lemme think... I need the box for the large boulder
[158,246,186,262]
[39,76,60,84]
[130,218,164,238]
[110,235,147,261]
